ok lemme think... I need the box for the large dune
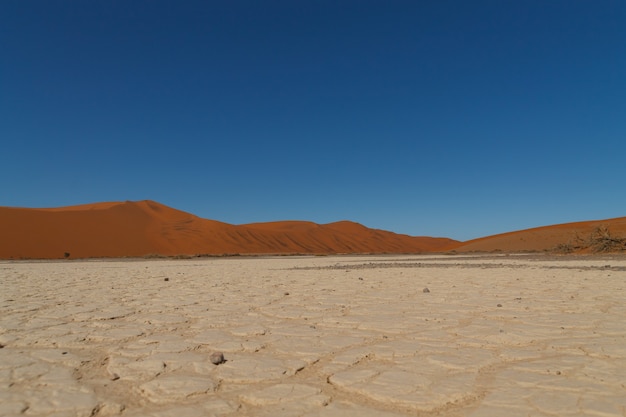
[2,200,624,259]
[0,200,457,259]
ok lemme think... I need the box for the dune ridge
[1,200,624,259]
[0,200,457,259]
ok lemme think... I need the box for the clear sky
[1,1,625,241]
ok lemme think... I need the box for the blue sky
[1,1,625,241]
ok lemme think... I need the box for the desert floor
[1,254,625,416]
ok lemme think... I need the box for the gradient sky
[1,1,625,241]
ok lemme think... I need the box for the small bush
[553,243,574,254]
[553,226,626,254]
[588,226,626,253]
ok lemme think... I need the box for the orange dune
[0,200,458,259]
[450,217,626,253]
[2,200,623,259]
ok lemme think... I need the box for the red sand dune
[451,217,626,253]
[0,200,457,259]
[1,200,624,259]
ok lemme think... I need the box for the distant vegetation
[554,226,626,253]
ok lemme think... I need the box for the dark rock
[210,352,225,365]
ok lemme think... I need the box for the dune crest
[2,201,624,259]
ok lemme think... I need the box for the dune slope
[0,200,458,259]
[452,217,626,253]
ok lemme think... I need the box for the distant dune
[451,217,626,253]
[0,200,457,259]
[1,200,624,259]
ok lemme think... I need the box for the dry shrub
[553,225,626,254]
[553,242,575,254]
[588,226,626,253]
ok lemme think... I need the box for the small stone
[164,278,169,281]
[110,373,120,381]
[210,352,225,365]
[497,304,502,307]
[284,292,290,296]
[423,287,430,293]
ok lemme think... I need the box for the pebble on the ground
[210,352,225,365]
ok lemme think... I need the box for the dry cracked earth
[1,254,625,416]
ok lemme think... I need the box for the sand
[0,201,458,259]
[1,254,625,416]
[3,200,626,259]
[454,217,626,253]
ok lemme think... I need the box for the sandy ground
[1,254,625,416]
